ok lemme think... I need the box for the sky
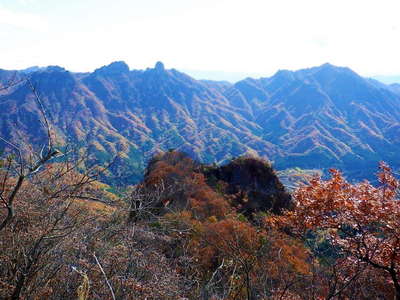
[1,0,400,81]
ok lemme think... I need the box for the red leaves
[285,162,400,294]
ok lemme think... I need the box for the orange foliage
[283,162,400,298]
[187,217,311,299]
[143,151,232,220]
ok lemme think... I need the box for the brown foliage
[280,162,400,299]
[0,161,189,299]
[184,216,312,300]
[5,149,398,299]
[141,151,231,220]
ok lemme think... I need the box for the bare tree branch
[93,253,116,300]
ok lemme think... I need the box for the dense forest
[1,144,399,299]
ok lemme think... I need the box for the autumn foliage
[1,149,400,299]
[277,162,400,299]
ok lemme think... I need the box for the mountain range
[1,61,399,183]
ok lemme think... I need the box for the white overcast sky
[1,0,400,80]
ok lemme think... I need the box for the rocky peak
[204,156,292,215]
[155,61,165,72]
[319,62,334,69]
[270,69,296,83]
[311,63,357,78]
[45,66,67,73]
[94,61,130,76]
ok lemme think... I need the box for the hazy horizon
[3,60,400,84]
[1,0,400,80]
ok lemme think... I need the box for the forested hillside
[1,150,399,299]
[1,62,400,299]
[1,62,400,182]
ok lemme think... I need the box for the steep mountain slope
[228,63,400,178]
[0,62,399,182]
[0,62,274,182]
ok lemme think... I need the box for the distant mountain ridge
[1,61,399,182]
[372,74,400,85]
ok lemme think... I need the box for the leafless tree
[126,180,174,223]
[0,79,118,299]
[0,78,60,231]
